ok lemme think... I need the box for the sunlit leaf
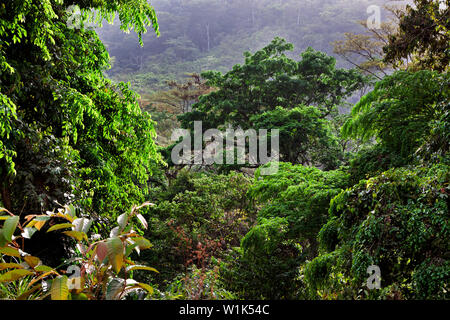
[0,246,20,257]
[33,215,51,222]
[65,204,77,218]
[29,270,59,287]
[34,220,47,231]
[24,255,41,268]
[134,237,152,250]
[34,265,54,273]
[109,226,119,238]
[63,231,88,242]
[125,265,159,273]
[136,282,154,294]
[47,223,73,232]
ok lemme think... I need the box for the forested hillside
[97,0,388,93]
[0,0,449,302]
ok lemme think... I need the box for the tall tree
[0,1,161,219]
[384,0,450,72]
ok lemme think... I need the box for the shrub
[0,203,158,300]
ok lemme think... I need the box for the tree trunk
[1,183,12,212]
[205,23,210,52]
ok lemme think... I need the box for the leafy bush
[136,170,255,292]
[0,204,158,300]
[220,162,349,299]
[307,162,450,299]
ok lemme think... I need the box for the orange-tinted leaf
[24,255,41,268]
[0,263,24,271]
[29,270,58,287]
[0,269,34,283]
[34,220,47,231]
[106,237,124,274]
[50,276,69,300]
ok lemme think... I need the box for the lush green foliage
[0,0,162,223]
[0,204,157,300]
[343,71,449,159]
[177,38,366,169]
[133,170,255,297]
[306,163,449,299]
[180,38,366,128]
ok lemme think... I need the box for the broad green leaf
[0,269,34,283]
[47,223,73,233]
[125,241,139,257]
[2,215,19,242]
[106,237,124,274]
[0,263,24,271]
[65,204,77,218]
[71,293,89,300]
[0,230,6,248]
[109,226,119,238]
[106,278,125,300]
[134,237,152,250]
[0,246,20,257]
[33,215,51,222]
[34,265,54,273]
[50,276,69,300]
